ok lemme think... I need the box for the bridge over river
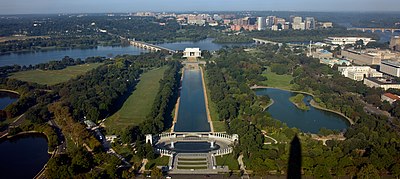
[129,40,176,54]
[347,27,400,33]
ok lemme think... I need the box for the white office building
[338,66,383,81]
[380,60,400,77]
[325,37,374,45]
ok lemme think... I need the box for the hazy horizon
[1,0,400,15]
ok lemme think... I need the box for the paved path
[238,154,249,179]
[139,159,148,173]
[261,130,278,145]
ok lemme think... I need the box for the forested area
[205,46,400,177]
[212,34,253,43]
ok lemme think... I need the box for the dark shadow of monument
[287,134,302,179]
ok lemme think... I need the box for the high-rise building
[257,17,266,30]
[305,17,315,30]
[292,16,303,30]
[267,16,276,27]
[248,17,257,25]
[275,18,286,30]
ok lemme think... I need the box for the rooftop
[381,60,400,68]
[365,77,400,85]
[383,93,400,100]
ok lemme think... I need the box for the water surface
[174,69,210,132]
[255,88,349,133]
[0,135,50,179]
[0,91,19,110]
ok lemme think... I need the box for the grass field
[105,67,167,130]
[260,67,294,90]
[10,63,103,85]
[203,68,226,132]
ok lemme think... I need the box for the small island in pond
[289,94,310,111]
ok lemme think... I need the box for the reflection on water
[174,69,211,132]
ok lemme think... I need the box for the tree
[357,164,380,179]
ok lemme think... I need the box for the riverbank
[0,89,20,95]
[261,99,274,112]
[251,85,355,125]
[200,67,214,132]
[2,131,55,154]
[289,94,310,111]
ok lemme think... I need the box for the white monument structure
[183,48,202,58]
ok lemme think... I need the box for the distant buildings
[187,15,206,26]
[364,77,400,90]
[338,66,382,81]
[228,15,331,31]
[325,37,374,46]
[183,48,201,58]
[341,49,381,65]
[257,17,266,30]
[305,17,315,30]
[390,36,400,52]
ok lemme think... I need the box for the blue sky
[1,0,400,14]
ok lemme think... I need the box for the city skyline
[1,0,400,15]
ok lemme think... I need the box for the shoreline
[289,94,310,111]
[251,85,355,125]
[262,99,274,112]
[1,131,55,154]
[200,66,214,132]
[0,89,20,95]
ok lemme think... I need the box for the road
[48,119,67,154]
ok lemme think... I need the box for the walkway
[261,130,278,145]
[238,154,249,179]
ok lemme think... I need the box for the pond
[0,91,19,110]
[255,88,349,133]
[0,134,50,179]
[173,68,211,132]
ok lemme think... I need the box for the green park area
[203,68,225,132]
[10,63,103,85]
[105,67,167,130]
[216,153,239,170]
[260,67,294,90]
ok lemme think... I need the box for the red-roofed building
[381,93,400,104]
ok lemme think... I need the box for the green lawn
[105,67,167,130]
[10,63,103,85]
[203,68,226,132]
[260,67,294,90]
[216,153,239,170]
